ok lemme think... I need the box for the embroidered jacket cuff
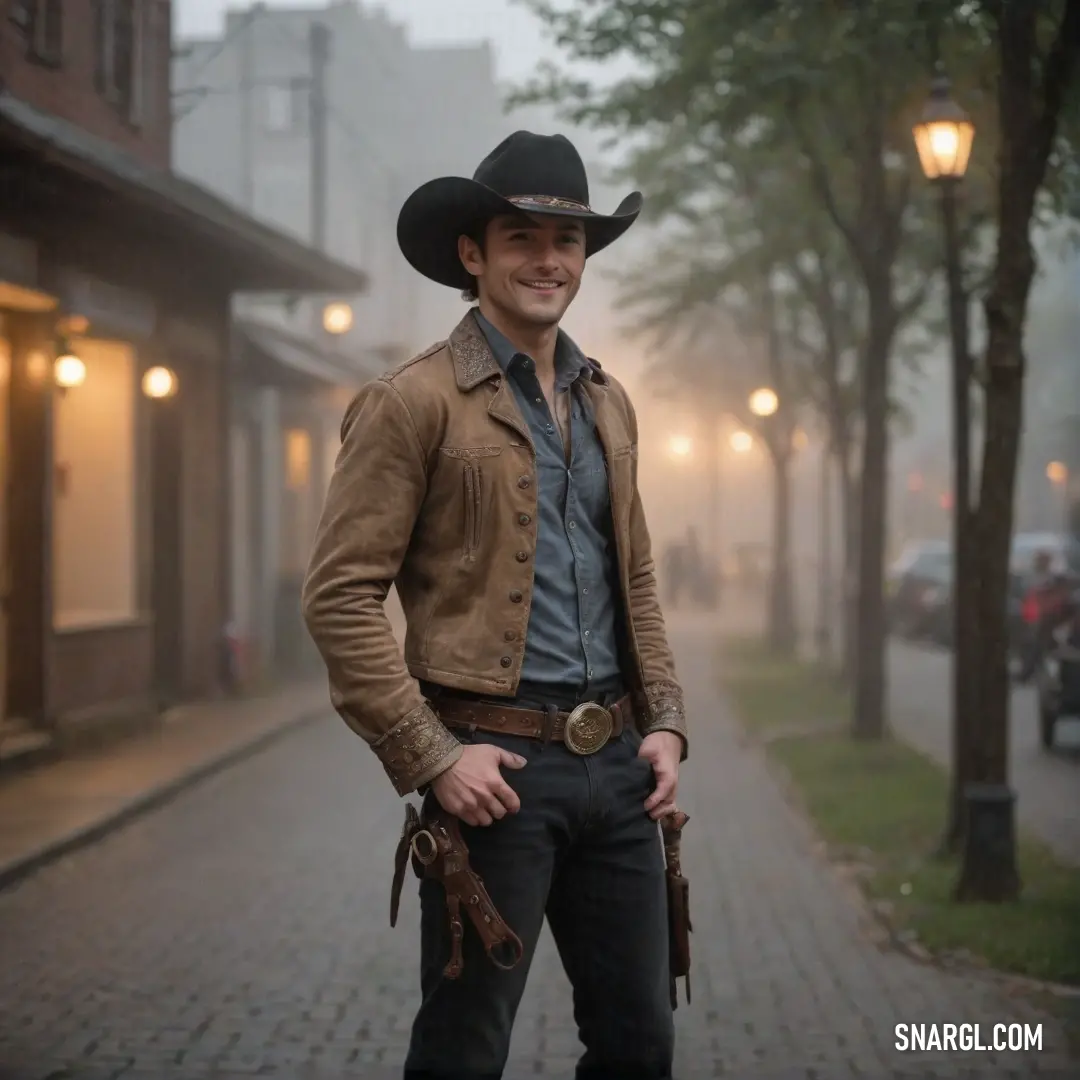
[641,680,688,760]
[373,703,463,796]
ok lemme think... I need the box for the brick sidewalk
[510,616,1075,1077]
[0,613,1074,1078]
[0,679,329,890]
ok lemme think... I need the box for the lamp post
[1047,461,1069,531]
[322,301,354,336]
[729,430,753,453]
[748,385,795,651]
[913,68,980,863]
[914,69,1015,893]
[748,387,779,419]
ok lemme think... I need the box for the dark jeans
[403,687,674,1080]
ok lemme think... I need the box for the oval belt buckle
[564,702,614,755]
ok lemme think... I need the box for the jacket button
[509,590,523,603]
[518,513,531,526]
[515,551,529,562]
[504,629,516,641]
[500,656,512,667]
[517,475,531,489]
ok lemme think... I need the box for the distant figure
[1018,549,1071,681]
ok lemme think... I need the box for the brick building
[0,0,365,760]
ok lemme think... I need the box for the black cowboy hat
[396,131,643,291]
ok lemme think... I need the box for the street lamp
[668,435,692,458]
[322,301,354,335]
[142,365,179,399]
[912,72,976,181]
[916,69,1013,896]
[729,430,753,453]
[748,387,778,418]
[1047,461,1069,531]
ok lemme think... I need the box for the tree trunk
[815,442,834,665]
[768,449,797,655]
[852,286,893,739]
[837,447,860,686]
[955,346,1024,901]
[955,0,1079,902]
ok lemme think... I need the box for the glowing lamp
[54,351,86,389]
[142,365,178,399]
[913,73,975,181]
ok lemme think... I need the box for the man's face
[458,213,586,327]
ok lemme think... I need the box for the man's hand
[639,730,683,821]
[430,743,527,826]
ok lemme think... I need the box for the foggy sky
[175,0,552,82]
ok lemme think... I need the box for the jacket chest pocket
[439,446,503,560]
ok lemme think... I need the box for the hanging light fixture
[141,365,179,399]
[54,340,86,389]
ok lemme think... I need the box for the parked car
[887,540,1027,657]
[886,541,952,640]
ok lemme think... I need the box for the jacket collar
[448,309,610,392]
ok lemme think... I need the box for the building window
[53,339,140,630]
[94,0,143,122]
[9,0,63,65]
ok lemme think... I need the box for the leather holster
[662,810,693,1008]
[390,803,524,979]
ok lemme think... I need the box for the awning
[235,319,387,389]
[0,93,368,295]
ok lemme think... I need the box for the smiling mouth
[519,279,565,292]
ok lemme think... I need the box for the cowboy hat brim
[397,176,643,291]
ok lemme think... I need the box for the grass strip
[720,635,1080,990]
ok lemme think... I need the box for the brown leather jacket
[302,310,686,796]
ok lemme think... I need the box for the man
[303,131,687,1080]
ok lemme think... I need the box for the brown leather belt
[435,693,633,756]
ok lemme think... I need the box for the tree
[955,0,1080,903]
[513,0,974,741]
[617,251,805,654]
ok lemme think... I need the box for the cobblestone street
[0,618,1075,1080]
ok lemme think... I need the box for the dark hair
[460,221,488,303]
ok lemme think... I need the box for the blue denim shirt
[474,310,621,690]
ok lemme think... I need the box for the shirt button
[535,396,543,404]
[568,521,576,530]
[517,475,531,489]
[546,424,555,435]
[504,629,516,641]
[588,668,594,679]
[509,590,523,603]
[518,513,531,526]
[582,587,589,595]
[584,630,590,638]
[515,551,529,563]
[500,656,512,668]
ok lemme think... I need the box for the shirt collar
[473,308,591,390]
